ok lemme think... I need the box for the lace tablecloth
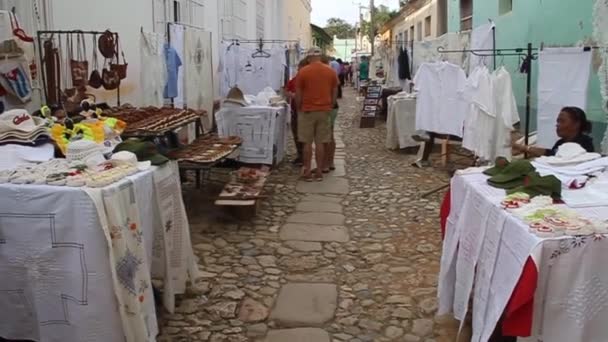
[439,172,608,342]
[0,162,198,342]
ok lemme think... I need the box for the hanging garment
[140,31,167,107]
[462,66,519,161]
[414,61,468,137]
[163,44,182,99]
[462,66,494,158]
[537,47,592,148]
[492,67,520,159]
[167,24,185,106]
[222,44,286,96]
[183,29,214,132]
[469,22,495,71]
[398,47,411,80]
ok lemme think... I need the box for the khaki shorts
[298,111,331,144]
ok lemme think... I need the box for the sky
[311,0,399,27]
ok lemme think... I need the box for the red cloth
[440,189,451,239]
[286,77,297,93]
[439,189,537,337]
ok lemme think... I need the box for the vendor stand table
[0,162,198,342]
[438,171,608,342]
[215,105,289,165]
[385,94,418,150]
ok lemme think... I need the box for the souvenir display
[104,106,205,136]
[0,150,144,188]
[218,167,270,200]
[168,134,240,165]
[509,199,608,238]
[0,109,51,146]
[501,192,530,209]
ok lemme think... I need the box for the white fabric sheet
[0,165,196,341]
[414,62,468,137]
[441,172,608,342]
[140,31,167,108]
[386,94,418,149]
[469,22,495,72]
[537,47,592,148]
[215,106,288,165]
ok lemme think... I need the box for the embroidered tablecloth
[0,162,197,341]
[439,172,608,342]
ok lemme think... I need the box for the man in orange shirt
[296,47,339,181]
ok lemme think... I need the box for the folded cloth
[532,157,608,176]
[507,172,562,199]
[535,142,601,166]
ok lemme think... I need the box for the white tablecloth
[0,161,198,342]
[386,95,418,149]
[215,105,289,165]
[439,172,608,342]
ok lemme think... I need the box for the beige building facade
[382,0,447,46]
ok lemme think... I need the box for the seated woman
[513,106,594,157]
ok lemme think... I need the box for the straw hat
[223,86,248,107]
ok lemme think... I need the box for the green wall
[448,0,605,143]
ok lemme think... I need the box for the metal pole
[524,42,532,152]
[492,25,496,70]
[369,0,374,55]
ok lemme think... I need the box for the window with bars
[460,0,472,31]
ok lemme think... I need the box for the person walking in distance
[296,47,339,182]
[329,57,343,99]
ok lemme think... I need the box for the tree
[361,5,400,39]
[324,18,357,39]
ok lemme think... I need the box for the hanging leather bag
[102,58,120,90]
[110,35,128,80]
[88,34,103,89]
[70,32,89,88]
[98,30,116,59]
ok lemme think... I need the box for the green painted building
[447,0,605,142]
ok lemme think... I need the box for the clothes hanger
[252,38,271,58]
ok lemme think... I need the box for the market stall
[0,144,198,342]
[215,103,289,166]
[438,154,608,341]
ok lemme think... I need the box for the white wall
[48,0,154,106]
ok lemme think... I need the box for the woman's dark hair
[336,58,343,64]
[561,106,592,134]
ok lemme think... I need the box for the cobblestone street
[158,88,457,342]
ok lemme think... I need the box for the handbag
[102,59,120,90]
[70,32,89,88]
[43,37,61,105]
[88,34,102,89]
[110,36,127,80]
[98,30,116,59]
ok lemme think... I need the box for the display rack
[37,30,122,106]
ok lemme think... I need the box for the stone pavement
[157,88,460,342]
